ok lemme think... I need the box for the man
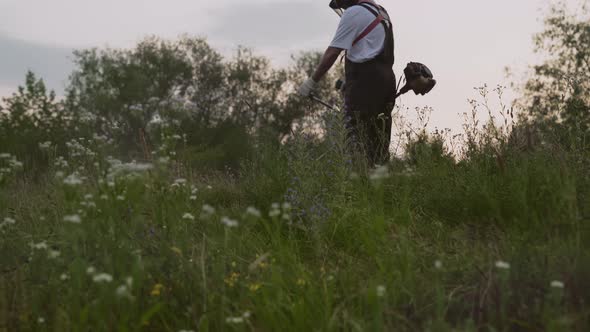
[298,0,396,165]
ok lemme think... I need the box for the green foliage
[519,2,590,139]
[0,72,74,171]
[41,36,344,173]
[0,11,588,330]
[64,37,343,157]
[514,1,590,220]
[1,107,588,330]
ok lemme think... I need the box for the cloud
[206,1,337,50]
[0,33,74,93]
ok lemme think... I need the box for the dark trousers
[344,59,396,165]
[345,108,393,165]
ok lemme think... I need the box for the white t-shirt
[330,4,387,63]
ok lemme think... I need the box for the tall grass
[0,90,589,331]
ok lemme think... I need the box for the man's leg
[376,110,393,164]
[364,112,391,165]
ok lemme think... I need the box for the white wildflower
[38,317,45,324]
[271,203,280,210]
[60,273,69,281]
[225,311,252,324]
[495,260,510,270]
[182,213,195,220]
[3,217,15,225]
[54,157,68,168]
[86,266,96,275]
[201,204,215,219]
[116,195,125,201]
[225,316,244,324]
[190,195,197,201]
[84,194,94,200]
[63,173,83,186]
[30,241,48,250]
[434,260,443,269]
[93,273,113,283]
[63,214,81,224]
[269,209,281,218]
[116,284,133,299]
[110,162,153,175]
[206,185,212,190]
[221,216,239,228]
[369,165,390,181]
[245,207,261,218]
[550,280,564,289]
[376,285,386,297]
[100,194,109,200]
[48,250,61,259]
[7,156,23,169]
[0,153,10,159]
[401,165,416,177]
[93,133,109,142]
[39,141,52,150]
[281,202,292,210]
[82,201,96,208]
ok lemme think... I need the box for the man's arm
[312,47,344,82]
[298,47,344,97]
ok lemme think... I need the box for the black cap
[330,0,355,9]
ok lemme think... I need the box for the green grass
[0,117,589,331]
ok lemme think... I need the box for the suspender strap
[352,14,384,46]
[351,3,387,46]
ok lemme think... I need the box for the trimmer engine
[396,62,436,98]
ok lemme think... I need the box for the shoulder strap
[358,2,380,16]
[351,3,388,47]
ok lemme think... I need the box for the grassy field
[0,107,589,331]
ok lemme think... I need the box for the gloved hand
[297,77,318,97]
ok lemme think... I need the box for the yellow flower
[171,247,182,256]
[224,272,240,288]
[248,283,262,292]
[296,278,306,287]
[150,283,164,296]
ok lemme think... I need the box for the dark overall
[344,2,396,165]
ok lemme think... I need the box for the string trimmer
[309,1,437,108]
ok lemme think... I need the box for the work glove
[297,77,318,97]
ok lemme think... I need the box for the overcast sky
[0,0,582,130]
